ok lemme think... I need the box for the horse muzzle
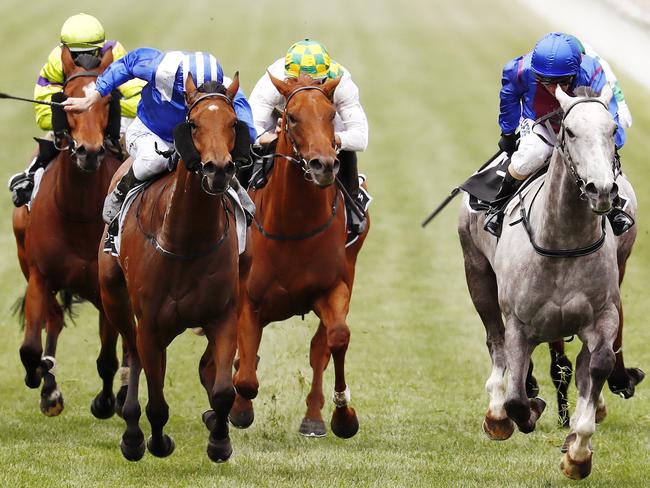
[584,181,618,215]
[202,160,236,194]
[308,157,340,187]
[74,144,105,172]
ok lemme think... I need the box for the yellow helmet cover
[60,13,105,51]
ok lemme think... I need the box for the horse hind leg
[607,301,645,398]
[314,282,358,439]
[549,340,573,427]
[90,311,119,419]
[458,229,513,440]
[299,320,330,437]
[120,351,145,461]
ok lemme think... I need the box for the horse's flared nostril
[610,182,619,200]
[309,159,324,173]
[225,160,236,177]
[76,145,87,156]
[333,160,340,174]
[584,182,598,198]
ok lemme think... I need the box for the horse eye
[287,113,297,125]
[565,128,575,138]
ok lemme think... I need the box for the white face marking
[207,104,219,112]
[83,81,97,97]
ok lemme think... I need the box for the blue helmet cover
[531,32,582,78]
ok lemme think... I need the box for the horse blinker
[173,121,201,172]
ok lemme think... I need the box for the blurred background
[0,0,648,485]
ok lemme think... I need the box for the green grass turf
[0,0,648,486]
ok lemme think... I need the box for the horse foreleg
[90,311,119,419]
[203,312,237,463]
[504,322,546,434]
[314,281,358,439]
[549,340,573,427]
[607,302,645,398]
[561,320,617,480]
[139,332,174,458]
[40,294,65,417]
[299,320,331,437]
[231,297,262,429]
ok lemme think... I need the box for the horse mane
[574,86,599,98]
[74,54,101,70]
[198,80,227,95]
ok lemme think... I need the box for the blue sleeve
[95,47,162,97]
[499,57,525,134]
[588,60,626,148]
[232,88,257,140]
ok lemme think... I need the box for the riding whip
[421,149,503,228]
[0,92,66,107]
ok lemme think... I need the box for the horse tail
[57,290,82,327]
[11,289,26,330]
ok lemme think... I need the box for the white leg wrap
[119,366,130,387]
[42,355,57,377]
[333,387,351,408]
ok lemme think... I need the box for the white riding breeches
[510,118,554,178]
[125,117,174,180]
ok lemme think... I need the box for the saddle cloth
[103,183,247,257]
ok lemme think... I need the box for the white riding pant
[125,117,174,180]
[510,118,554,178]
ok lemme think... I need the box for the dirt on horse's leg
[90,311,119,419]
[607,301,645,397]
[299,321,330,437]
[549,340,573,427]
[139,331,174,458]
[504,322,545,434]
[204,312,237,463]
[120,351,145,461]
[314,281,358,439]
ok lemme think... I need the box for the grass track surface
[0,0,649,486]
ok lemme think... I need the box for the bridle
[517,97,619,258]
[56,70,101,156]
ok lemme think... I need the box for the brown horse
[229,74,370,438]
[13,46,123,417]
[98,74,241,462]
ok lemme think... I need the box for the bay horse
[458,85,630,479]
[228,73,369,438]
[13,46,123,417]
[98,74,241,462]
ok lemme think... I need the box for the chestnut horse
[229,74,369,438]
[98,74,241,462]
[13,46,123,417]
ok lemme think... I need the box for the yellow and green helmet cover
[284,39,334,80]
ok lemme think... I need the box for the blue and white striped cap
[182,51,223,87]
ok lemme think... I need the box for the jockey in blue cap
[486,32,631,237]
[63,47,257,223]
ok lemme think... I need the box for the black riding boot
[483,171,522,238]
[8,138,60,207]
[102,167,142,224]
[607,198,635,236]
[338,150,366,235]
[233,120,253,189]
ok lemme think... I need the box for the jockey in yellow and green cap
[9,13,145,207]
[248,39,369,234]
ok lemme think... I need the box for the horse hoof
[331,407,359,439]
[229,397,254,429]
[40,389,64,417]
[608,367,645,398]
[560,451,592,480]
[207,436,233,463]
[595,403,607,424]
[482,415,514,441]
[25,372,41,389]
[120,437,145,462]
[560,432,576,453]
[115,385,128,418]
[147,434,175,458]
[299,417,327,437]
[90,392,116,419]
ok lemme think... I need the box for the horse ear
[226,71,240,100]
[185,72,198,105]
[322,76,341,100]
[61,45,76,77]
[268,70,291,98]
[599,84,613,106]
[555,85,572,111]
[99,48,113,72]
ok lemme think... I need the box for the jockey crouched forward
[8,13,144,207]
[62,48,257,224]
[246,39,369,234]
[486,32,633,237]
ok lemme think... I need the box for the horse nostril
[309,159,324,172]
[76,145,87,156]
[333,160,340,174]
[610,183,619,199]
[225,160,236,177]
[97,146,106,157]
[584,182,598,197]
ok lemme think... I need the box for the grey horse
[458,85,635,480]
